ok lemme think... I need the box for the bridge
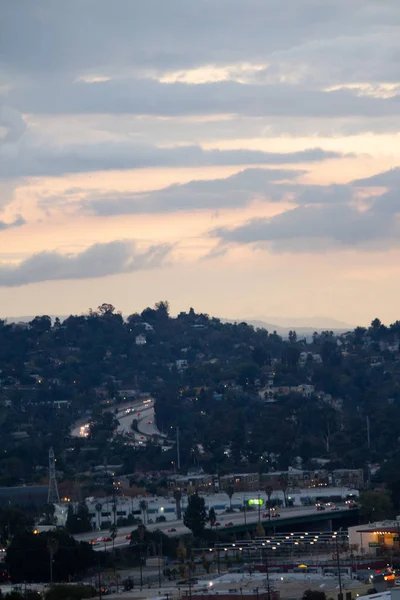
[220,507,360,536]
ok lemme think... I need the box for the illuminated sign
[248,499,264,506]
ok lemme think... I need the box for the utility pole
[366,416,371,489]
[176,426,181,472]
[48,448,60,504]
[366,416,371,450]
[158,532,163,588]
[264,546,271,600]
[335,534,343,600]
[98,558,102,600]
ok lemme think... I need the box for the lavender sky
[1,1,400,324]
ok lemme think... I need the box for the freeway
[71,397,164,444]
[75,503,355,551]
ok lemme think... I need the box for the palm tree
[173,489,182,520]
[226,485,235,512]
[265,485,274,521]
[208,507,216,529]
[110,523,118,552]
[95,502,102,530]
[139,499,148,525]
[279,474,289,508]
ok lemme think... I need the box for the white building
[176,359,188,370]
[135,334,146,346]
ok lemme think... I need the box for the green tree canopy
[183,494,207,537]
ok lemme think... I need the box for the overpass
[75,505,360,551]
[221,507,360,535]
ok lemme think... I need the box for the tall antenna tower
[48,447,60,504]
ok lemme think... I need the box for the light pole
[263,544,271,600]
[158,532,163,588]
[334,534,343,600]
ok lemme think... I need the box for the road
[71,397,165,444]
[74,504,350,551]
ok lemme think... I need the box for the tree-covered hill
[0,303,400,487]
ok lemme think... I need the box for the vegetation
[5,530,97,582]
[183,494,207,537]
[0,305,400,496]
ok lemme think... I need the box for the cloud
[81,170,363,216]
[0,215,26,231]
[1,1,398,83]
[7,78,400,119]
[0,106,27,145]
[211,198,400,253]
[79,167,301,215]
[0,141,341,178]
[353,167,400,187]
[0,240,171,286]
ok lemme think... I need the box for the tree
[97,303,115,316]
[208,507,216,528]
[303,591,326,600]
[359,491,393,522]
[95,503,102,530]
[173,489,182,520]
[155,301,170,318]
[0,507,33,545]
[226,485,235,511]
[65,503,92,535]
[177,538,187,577]
[110,524,118,552]
[6,530,97,583]
[279,474,289,508]
[139,500,148,525]
[265,485,274,507]
[43,503,56,525]
[265,485,274,521]
[183,494,207,537]
[44,584,96,600]
[255,521,265,537]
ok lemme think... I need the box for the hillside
[0,304,399,490]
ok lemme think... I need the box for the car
[347,502,358,509]
[262,509,280,517]
[315,503,325,511]
[167,527,177,532]
[177,578,199,586]
[91,540,100,546]
[326,503,339,511]
[147,420,152,424]
[126,534,131,540]
[97,536,112,542]
[225,521,234,526]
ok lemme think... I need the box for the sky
[1,0,400,326]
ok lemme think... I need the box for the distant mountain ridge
[222,316,354,336]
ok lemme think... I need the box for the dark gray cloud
[0,106,27,145]
[0,142,340,178]
[0,240,171,286]
[353,168,400,187]
[0,215,26,231]
[211,191,400,252]
[80,170,363,216]
[1,1,398,83]
[80,167,300,215]
[6,78,400,119]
